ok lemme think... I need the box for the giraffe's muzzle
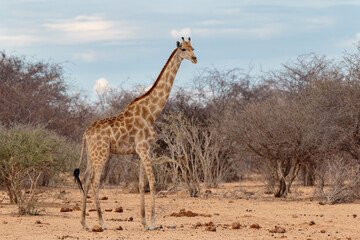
[191,56,197,64]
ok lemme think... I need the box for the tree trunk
[275,178,287,197]
[275,160,299,198]
[302,165,315,186]
[5,180,17,204]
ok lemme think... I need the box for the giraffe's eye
[181,48,186,51]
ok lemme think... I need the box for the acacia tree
[231,93,318,197]
[225,51,360,199]
[0,125,78,214]
[0,51,93,140]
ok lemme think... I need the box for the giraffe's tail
[74,168,84,193]
[74,134,86,194]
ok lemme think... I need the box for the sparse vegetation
[2,46,360,205]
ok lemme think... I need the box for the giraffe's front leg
[138,151,157,230]
[139,162,150,229]
[149,170,157,230]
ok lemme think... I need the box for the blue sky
[1,0,360,100]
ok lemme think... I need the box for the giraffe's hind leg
[91,162,108,230]
[80,163,92,230]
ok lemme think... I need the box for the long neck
[148,48,182,111]
[126,48,183,123]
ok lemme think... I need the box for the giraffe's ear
[176,41,182,48]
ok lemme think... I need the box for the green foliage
[0,125,77,172]
[0,125,78,214]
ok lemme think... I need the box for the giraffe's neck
[126,48,182,124]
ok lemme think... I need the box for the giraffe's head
[177,37,197,64]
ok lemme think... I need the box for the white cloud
[74,51,96,62]
[0,15,137,47]
[94,77,111,95]
[45,16,111,32]
[170,28,191,39]
[43,15,136,44]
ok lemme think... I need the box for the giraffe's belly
[110,142,136,155]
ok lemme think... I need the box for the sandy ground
[1,180,360,240]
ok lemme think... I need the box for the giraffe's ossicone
[73,37,197,231]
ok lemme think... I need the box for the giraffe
[73,37,197,231]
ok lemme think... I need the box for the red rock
[92,225,103,232]
[205,226,216,232]
[115,207,123,213]
[250,223,260,229]
[60,207,72,212]
[231,222,241,229]
[269,226,286,233]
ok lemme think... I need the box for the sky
[1,0,360,100]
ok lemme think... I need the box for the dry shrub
[158,112,231,196]
[314,155,360,204]
[158,113,201,197]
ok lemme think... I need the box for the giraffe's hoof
[142,223,150,230]
[102,225,108,230]
[145,226,158,231]
[83,226,90,231]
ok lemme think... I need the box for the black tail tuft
[74,168,84,194]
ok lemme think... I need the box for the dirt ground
[1,179,360,240]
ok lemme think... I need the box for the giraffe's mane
[126,48,179,107]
